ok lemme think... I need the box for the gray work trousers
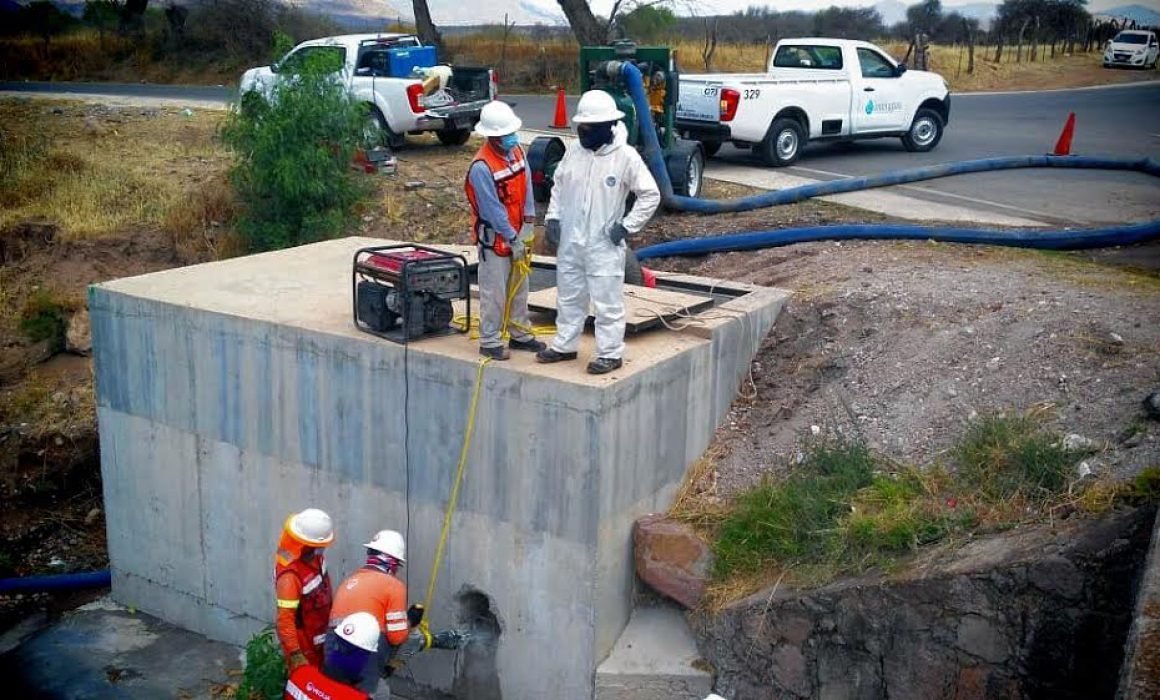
[478,247,533,349]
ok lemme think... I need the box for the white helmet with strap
[364,529,406,562]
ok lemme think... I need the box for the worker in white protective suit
[535,90,661,375]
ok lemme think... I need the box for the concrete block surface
[596,604,713,700]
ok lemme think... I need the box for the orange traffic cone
[1051,112,1076,156]
[550,87,568,129]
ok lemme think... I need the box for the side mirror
[895,62,908,76]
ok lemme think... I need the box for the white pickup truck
[676,38,951,166]
[239,33,496,148]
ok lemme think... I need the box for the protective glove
[519,222,535,243]
[608,223,629,246]
[288,651,309,671]
[508,236,526,261]
[545,219,561,247]
[407,603,425,628]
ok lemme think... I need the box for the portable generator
[352,244,469,343]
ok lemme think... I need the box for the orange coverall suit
[275,533,333,667]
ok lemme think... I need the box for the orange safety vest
[465,142,529,258]
[284,664,369,700]
[275,551,333,664]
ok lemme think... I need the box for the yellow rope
[421,238,544,618]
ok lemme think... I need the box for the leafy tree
[906,0,943,36]
[83,0,122,38]
[222,38,369,252]
[619,4,676,43]
[19,1,76,49]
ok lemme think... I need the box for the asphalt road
[5,79,1159,224]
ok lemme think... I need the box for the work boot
[509,337,547,353]
[480,345,510,361]
[587,357,623,375]
[536,348,578,364]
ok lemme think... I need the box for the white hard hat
[573,90,624,124]
[364,529,406,562]
[336,612,381,653]
[287,508,334,547]
[474,101,522,137]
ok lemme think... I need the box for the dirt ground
[648,240,1160,498]
[2,98,1159,635]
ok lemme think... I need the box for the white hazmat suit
[546,123,661,360]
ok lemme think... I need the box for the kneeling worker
[284,612,380,700]
[465,100,546,360]
[536,90,660,374]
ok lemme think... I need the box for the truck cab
[239,34,497,149]
[676,38,950,166]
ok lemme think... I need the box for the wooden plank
[527,285,715,333]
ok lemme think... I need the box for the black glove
[545,219,561,246]
[609,223,629,245]
[407,603,425,628]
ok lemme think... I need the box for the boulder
[65,308,91,356]
[634,514,712,609]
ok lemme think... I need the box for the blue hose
[0,570,111,594]
[619,62,1160,253]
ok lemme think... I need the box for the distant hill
[1097,4,1160,26]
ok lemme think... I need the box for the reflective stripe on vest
[465,143,529,257]
[302,575,323,595]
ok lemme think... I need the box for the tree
[558,0,608,45]
[813,6,884,39]
[906,0,943,35]
[412,0,442,51]
[83,0,121,39]
[620,4,676,43]
[120,0,148,33]
[19,1,75,50]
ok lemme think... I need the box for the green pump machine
[527,41,705,203]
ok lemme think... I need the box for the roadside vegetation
[677,410,1160,602]
[1,0,1155,93]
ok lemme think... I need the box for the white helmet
[474,101,522,137]
[573,90,624,124]
[364,529,406,562]
[286,508,334,547]
[336,612,381,653]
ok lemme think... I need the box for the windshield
[1113,33,1148,44]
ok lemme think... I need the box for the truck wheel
[700,139,723,158]
[624,247,644,287]
[665,141,705,198]
[436,128,472,146]
[366,108,404,150]
[901,108,944,153]
[527,136,566,204]
[760,118,804,167]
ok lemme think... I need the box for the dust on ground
[647,239,1160,498]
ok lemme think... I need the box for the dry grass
[0,98,231,240]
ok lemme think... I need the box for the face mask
[578,122,614,151]
[498,133,520,153]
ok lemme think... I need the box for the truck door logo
[865,100,875,115]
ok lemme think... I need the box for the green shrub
[713,436,876,576]
[221,34,368,252]
[237,628,286,700]
[19,289,70,349]
[953,413,1079,500]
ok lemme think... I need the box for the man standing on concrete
[536,90,660,375]
[465,100,546,361]
[274,508,336,670]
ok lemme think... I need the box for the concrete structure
[1117,508,1160,699]
[90,237,789,699]
[595,604,712,700]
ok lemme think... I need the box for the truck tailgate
[676,78,723,123]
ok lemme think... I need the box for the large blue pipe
[0,570,111,594]
[619,61,1160,253]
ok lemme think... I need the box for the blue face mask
[498,134,520,153]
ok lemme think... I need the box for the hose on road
[0,570,111,594]
[617,62,1160,255]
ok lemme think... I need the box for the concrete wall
[90,237,788,699]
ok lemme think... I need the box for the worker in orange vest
[274,508,335,670]
[465,100,546,361]
[284,612,380,700]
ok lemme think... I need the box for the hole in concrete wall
[451,587,503,700]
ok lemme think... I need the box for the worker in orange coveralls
[274,508,336,670]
